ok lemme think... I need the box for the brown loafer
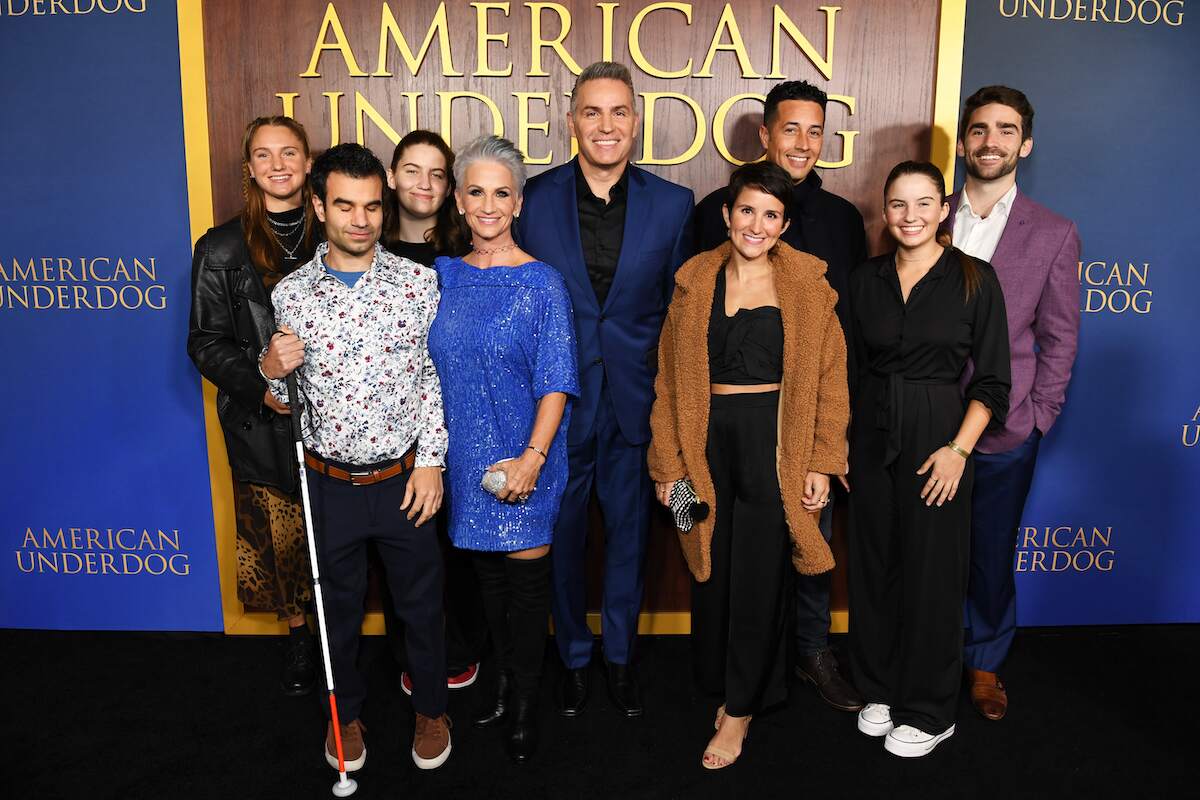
[968,669,1008,721]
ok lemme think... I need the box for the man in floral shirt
[260,143,451,773]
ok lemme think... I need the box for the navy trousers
[964,428,1041,672]
[308,462,447,722]
[551,382,652,668]
[794,497,835,655]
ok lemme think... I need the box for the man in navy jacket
[516,61,693,718]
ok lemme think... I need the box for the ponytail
[936,230,981,302]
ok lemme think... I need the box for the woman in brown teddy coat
[648,162,850,769]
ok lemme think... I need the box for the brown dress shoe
[325,718,366,771]
[969,669,1008,720]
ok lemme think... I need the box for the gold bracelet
[946,440,970,459]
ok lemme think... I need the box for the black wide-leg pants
[692,391,792,718]
[308,462,448,722]
[847,382,972,735]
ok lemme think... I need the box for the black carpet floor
[4,626,1193,799]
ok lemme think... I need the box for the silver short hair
[453,135,527,196]
[570,61,636,113]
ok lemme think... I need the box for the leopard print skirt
[234,481,312,620]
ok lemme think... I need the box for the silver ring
[518,494,530,503]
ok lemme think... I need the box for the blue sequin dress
[429,257,579,552]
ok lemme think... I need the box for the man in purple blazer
[950,86,1080,721]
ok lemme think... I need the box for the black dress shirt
[575,159,629,306]
[848,247,1011,466]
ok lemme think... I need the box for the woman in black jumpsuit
[847,161,1010,758]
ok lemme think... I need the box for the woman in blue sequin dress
[427,136,578,765]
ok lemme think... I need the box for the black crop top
[708,268,784,384]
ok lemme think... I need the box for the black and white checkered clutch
[669,479,709,533]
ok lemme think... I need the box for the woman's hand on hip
[491,451,543,504]
[801,472,831,513]
[916,446,966,507]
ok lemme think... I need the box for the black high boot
[473,668,512,728]
[506,689,539,765]
[472,553,514,728]
[504,553,551,764]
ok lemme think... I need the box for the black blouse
[849,247,1011,465]
[708,267,784,384]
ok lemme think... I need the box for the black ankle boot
[281,628,315,696]
[473,669,512,728]
[506,690,539,765]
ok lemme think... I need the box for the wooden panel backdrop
[202,0,940,618]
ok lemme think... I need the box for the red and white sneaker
[447,663,479,689]
[402,663,480,696]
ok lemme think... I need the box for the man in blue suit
[516,61,694,718]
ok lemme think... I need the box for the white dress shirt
[952,183,1017,262]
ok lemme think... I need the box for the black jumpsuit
[847,247,1010,735]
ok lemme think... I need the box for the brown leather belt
[304,448,416,485]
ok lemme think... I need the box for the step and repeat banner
[960,1,1199,625]
[0,0,223,630]
[0,0,1195,630]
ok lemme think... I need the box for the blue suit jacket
[517,160,694,446]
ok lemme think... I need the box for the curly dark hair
[763,80,828,127]
[960,85,1034,141]
[310,143,387,202]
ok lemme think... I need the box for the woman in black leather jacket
[187,116,321,695]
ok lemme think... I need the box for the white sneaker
[884,723,955,757]
[857,703,893,737]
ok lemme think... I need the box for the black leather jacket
[187,216,297,493]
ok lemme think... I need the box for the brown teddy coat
[647,241,849,581]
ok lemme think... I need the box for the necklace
[472,241,518,256]
[269,217,306,260]
[268,216,303,231]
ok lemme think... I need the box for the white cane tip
[332,777,358,797]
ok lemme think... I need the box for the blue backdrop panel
[960,3,1199,624]
[0,4,221,630]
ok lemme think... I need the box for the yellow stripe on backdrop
[178,0,967,637]
[932,0,967,191]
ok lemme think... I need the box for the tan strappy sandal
[702,714,751,770]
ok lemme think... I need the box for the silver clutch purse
[481,458,515,496]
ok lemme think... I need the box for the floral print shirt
[269,243,447,468]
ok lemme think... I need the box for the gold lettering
[354,92,402,146]
[696,3,760,79]
[768,5,838,81]
[301,3,367,78]
[325,91,345,147]
[514,91,553,165]
[818,94,858,169]
[1021,526,1041,548]
[526,2,582,76]
[15,551,34,573]
[639,92,706,165]
[712,92,766,165]
[628,2,693,79]
[22,527,38,548]
[276,92,299,118]
[437,92,504,148]
[375,2,461,77]
[1091,526,1111,547]
[1050,525,1073,548]
[472,3,512,78]
[597,2,618,62]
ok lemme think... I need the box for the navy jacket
[517,159,694,446]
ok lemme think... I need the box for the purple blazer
[949,188,1081,454]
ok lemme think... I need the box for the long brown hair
[240,116,318,282]
[383,130,467,256]
[883,160,981,301]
